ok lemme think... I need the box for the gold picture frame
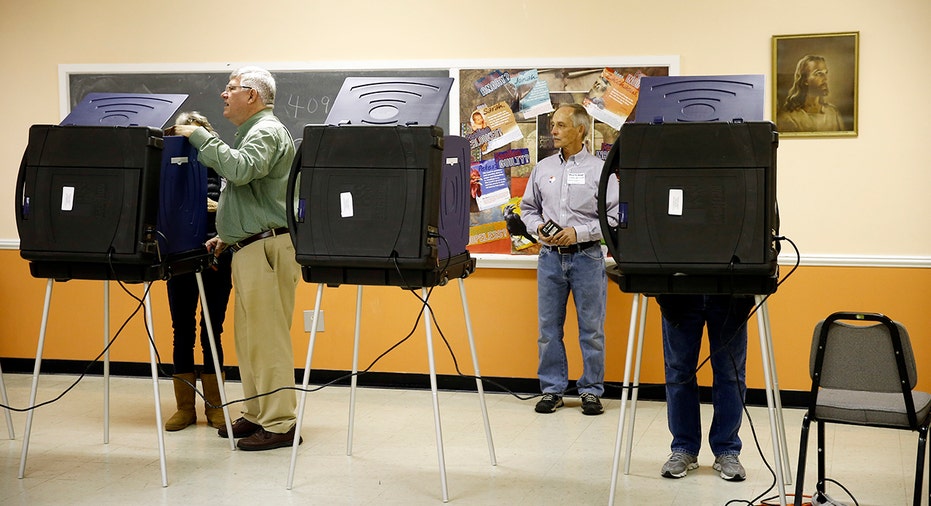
[773,32,858,137]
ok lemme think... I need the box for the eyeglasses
[224,85,253,93]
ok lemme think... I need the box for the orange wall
[2,249,928,392]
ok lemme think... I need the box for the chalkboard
[68,69,452,143]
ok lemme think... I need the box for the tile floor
[0,373,926,505]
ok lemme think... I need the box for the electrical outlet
[303,310,324,332]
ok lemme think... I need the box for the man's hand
[549,226,578,246]
[205,236,226,256]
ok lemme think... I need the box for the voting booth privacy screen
[287,76,474,288]
[288,126,474,288]
[17,125,163,270]
[599,75,779,295]
[15,92,211,281]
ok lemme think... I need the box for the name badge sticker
[567,172,585,185]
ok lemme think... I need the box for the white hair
[231,66,276,106]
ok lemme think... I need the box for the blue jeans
[536,244,607,397]
[656,294,754,457]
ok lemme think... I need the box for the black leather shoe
[218,417,261,439]
[236,426,303,451]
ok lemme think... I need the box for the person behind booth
[169,66,300,451]
[519,103,619,416]
[164,111,234,432]
[657,294,754,481]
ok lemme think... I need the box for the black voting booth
[285,78,496,500]
[14,93,237,487]
[598,75,780,295]
[600,76,793,506]
[287,77,475,288]
[16,92,213,282]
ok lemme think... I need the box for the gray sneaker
[660,452,698,478]
[713,454,746,481]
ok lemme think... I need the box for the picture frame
[772,31,858,137]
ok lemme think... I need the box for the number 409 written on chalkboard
[284,94,332,120]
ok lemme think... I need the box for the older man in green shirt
[172,65,300,451]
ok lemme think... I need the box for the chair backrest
[810,312,917,393]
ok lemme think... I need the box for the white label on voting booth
[61,186,74,212]
[340,192,354,218]
[668,188,683,216]
[170,156,189,165]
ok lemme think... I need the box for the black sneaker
[580,393,604,415]
[534,393,564,413]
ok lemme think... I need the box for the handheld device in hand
[541,220,562,237]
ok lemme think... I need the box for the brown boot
[201,372,227,429]
[165,373,197,431]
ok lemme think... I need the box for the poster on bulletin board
[457,64,674,255]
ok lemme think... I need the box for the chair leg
[794,413,812,506]
[816,421,826,499]
[914,424,927,506]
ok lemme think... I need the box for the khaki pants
[231,233,300,434]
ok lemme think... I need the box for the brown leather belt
[229,227,289,252]
[542,241,599,254]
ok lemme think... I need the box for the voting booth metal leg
[458,278,497,466]
[758,297,792,478]
[287,281,495,501]
[19,279,169,487]
[18,279,52,479]
[288,283,324,490]
[608,294,791,506]
[142,283,169,487]
[608,293,646,506]
[103,282,110,444]
[0,358,13,439]
[346,285,363,456]
[195,271,236,451]
[422,286,450,502]
[754,294,792,504]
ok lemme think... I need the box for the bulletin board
[453,58,679,260]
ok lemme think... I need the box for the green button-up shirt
[189,107,295,244]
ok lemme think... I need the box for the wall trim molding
[3,238,929,269]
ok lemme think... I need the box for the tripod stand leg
[609,293,642,506]
[0,360,12,439]
[18,278,53,479]
[143,283,168,487]
[103,282,110,444]
[347,285,362,456]
[195,271,235,451]
[457,278,496,465]
[624,295,648,474]
[755,295,786,505]
[288,283,324,490]
[423,287,449,502]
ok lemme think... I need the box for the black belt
[229,227,289,252]
[542,241,599,254]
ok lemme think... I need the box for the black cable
[0,272,149,413]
